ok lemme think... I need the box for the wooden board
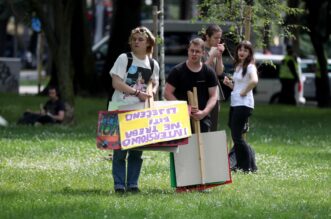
[174,131,231,187]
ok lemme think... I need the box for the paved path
[19,85,45,94]
[19,70,45,94]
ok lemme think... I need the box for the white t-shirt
[230,63,257,108]
[110,52,159,104]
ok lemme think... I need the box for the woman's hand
[223,76,233,88]
[217,43,225,56]
[210,43,225,59]
[240,91,247,97]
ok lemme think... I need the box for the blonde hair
[129,26,155,54]
[189,37,205,51]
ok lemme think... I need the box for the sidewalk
[19,69,45,94]
[19,85,45,94]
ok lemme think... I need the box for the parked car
[92,20,212,77]
[300,59,331,100]
[92,35,109,76]
[253,53,306,104]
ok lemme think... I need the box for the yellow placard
[118,102,191,150]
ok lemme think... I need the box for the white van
[254,53,306,104]
[300,59,331,100]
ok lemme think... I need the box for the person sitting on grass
[17,87,65,126]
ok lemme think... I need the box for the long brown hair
[234,40,255,77]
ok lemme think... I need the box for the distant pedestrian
[278,45,299,105]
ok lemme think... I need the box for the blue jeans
[112,149,143,189]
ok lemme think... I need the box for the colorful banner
[96,111,122,150]
[96,111,189,151]
[118,102,191,150]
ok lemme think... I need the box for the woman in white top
[223,40,258,172]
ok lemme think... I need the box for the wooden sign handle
[187,88,206,184]
[145,81,154,108]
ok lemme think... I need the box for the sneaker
[127,187,140,193]
[114,188,125,194]
[34,122,42,127]
[230,166,238,172]
[102,154,113,161]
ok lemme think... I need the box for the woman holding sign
[109,26,159,193]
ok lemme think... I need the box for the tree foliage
[197,0,304,50]
[198,0,330,107]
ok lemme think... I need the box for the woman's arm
[205,44,225,76]
[223,76,234,90]
[240,69,258,96]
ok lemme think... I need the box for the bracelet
[132,89,138,96]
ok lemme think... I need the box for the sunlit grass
[0,93,330,218]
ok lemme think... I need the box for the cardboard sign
[118,102,191,150]
[96,109,189,151]
[96,111,123,150]
[173,131,232,187]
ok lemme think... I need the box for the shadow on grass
[56,187,176,196]
[142,188,175,195]
[56,186,110,196]
[0,189,21,198]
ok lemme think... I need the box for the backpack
[126,52,154,73]
[107,53,155,109]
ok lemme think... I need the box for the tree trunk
[32,0,76,119]
[0,18,9,56]
[310,34,330,107]
[180,0,193,19]
[286,0,300,52]
[71,0,96,96]
[102,0,142,104]
[306,0,331,107]
[0,1,11,56]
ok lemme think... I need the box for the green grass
[0,93,330,219]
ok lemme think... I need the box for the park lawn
[0,93,330,219]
